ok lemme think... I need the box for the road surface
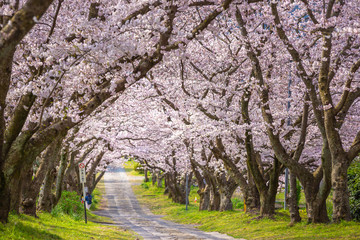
[97,166,243,240]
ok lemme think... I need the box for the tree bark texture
[20,135,63,216]
[332,158,351,222]
[208,175,220,211]
[210,138,260,212]
[191,163,210,211]
[218,179,237,211]
[0,0,55,224]
[37,166,57,212]
[164,172,186,204]
[288,171,301,223]
[144,169,149,182]
[53,150,68,208]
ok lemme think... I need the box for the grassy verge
[0,212,136,240]
[123,160,144,177]
[133,181,360,240]
[0,177,139,239]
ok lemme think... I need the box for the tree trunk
[152,171,157,186]
[210,138,260,212]
[258,169,279,217]
[219,184,236,211]
[164,172,186,204]
[198,185,210,210]
[0,174,10,223]
[258,186,278,217]
[302,176,330,223]
[92,171,105,192]
[208,176,220,211]
[192,165,209,210]
[191,164,210,211]
[157,172,163,188]
[9,174,23,214]
[144,169,149,182]
[20,136,63,216]
[37,167,57,212]
[332,158,351,222]
[300,142,332,223]
[217,173,238,212]
[243,182,260,212]
[53,150,67,207]
[19,169,37,216]
[0,92,35,222]
[259,193,276,217]
[288,171,301,223]
[209,188,220,211]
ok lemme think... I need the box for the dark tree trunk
[144,169,149,182]
[258,183,278,217]
[288,171,301,223]
[9,174,23,214]
[210,137,260,212]
[300,143,331,223]
[53,150,67,208]
[332,157,351,222]
[0,94,8,222]
[191,163,210,211]
[217,173,238,212]
[260,157,281,217]
[157,172,163,188]
[218,187,235,211]
[258,178,278,217]
[152,171,157,186]
[20,136,63,216]
[20,169,37,216]
[164,172,186,204]
[198,185,210,210]
[243,181,260,212]
[259,193,276,217]
[63,171,78,192]
[5,131,34,215]
[0,173,10,223]
[208,176,220,211]
[0,0,56,222]
[209,189,220,211]
[164,174,171,197]
[302,177,330,223]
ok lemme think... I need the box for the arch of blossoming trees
[0,0,359,225]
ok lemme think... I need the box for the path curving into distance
[97,166,244,240]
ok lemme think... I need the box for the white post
[79,163,87,223]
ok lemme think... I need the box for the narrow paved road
[98,166,243,240]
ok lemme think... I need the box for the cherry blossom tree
[0,0,237,222]
[1,0,358,225]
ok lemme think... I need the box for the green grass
[91,179,104,211]
[0,176,139,239]
[123,160,144,177]
[0,213,137,240]
[133,181,360,240]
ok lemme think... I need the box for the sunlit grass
[133,181,360,240]
[0,173,140,240]
[0,213,137,240]
[123,160,144,176]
